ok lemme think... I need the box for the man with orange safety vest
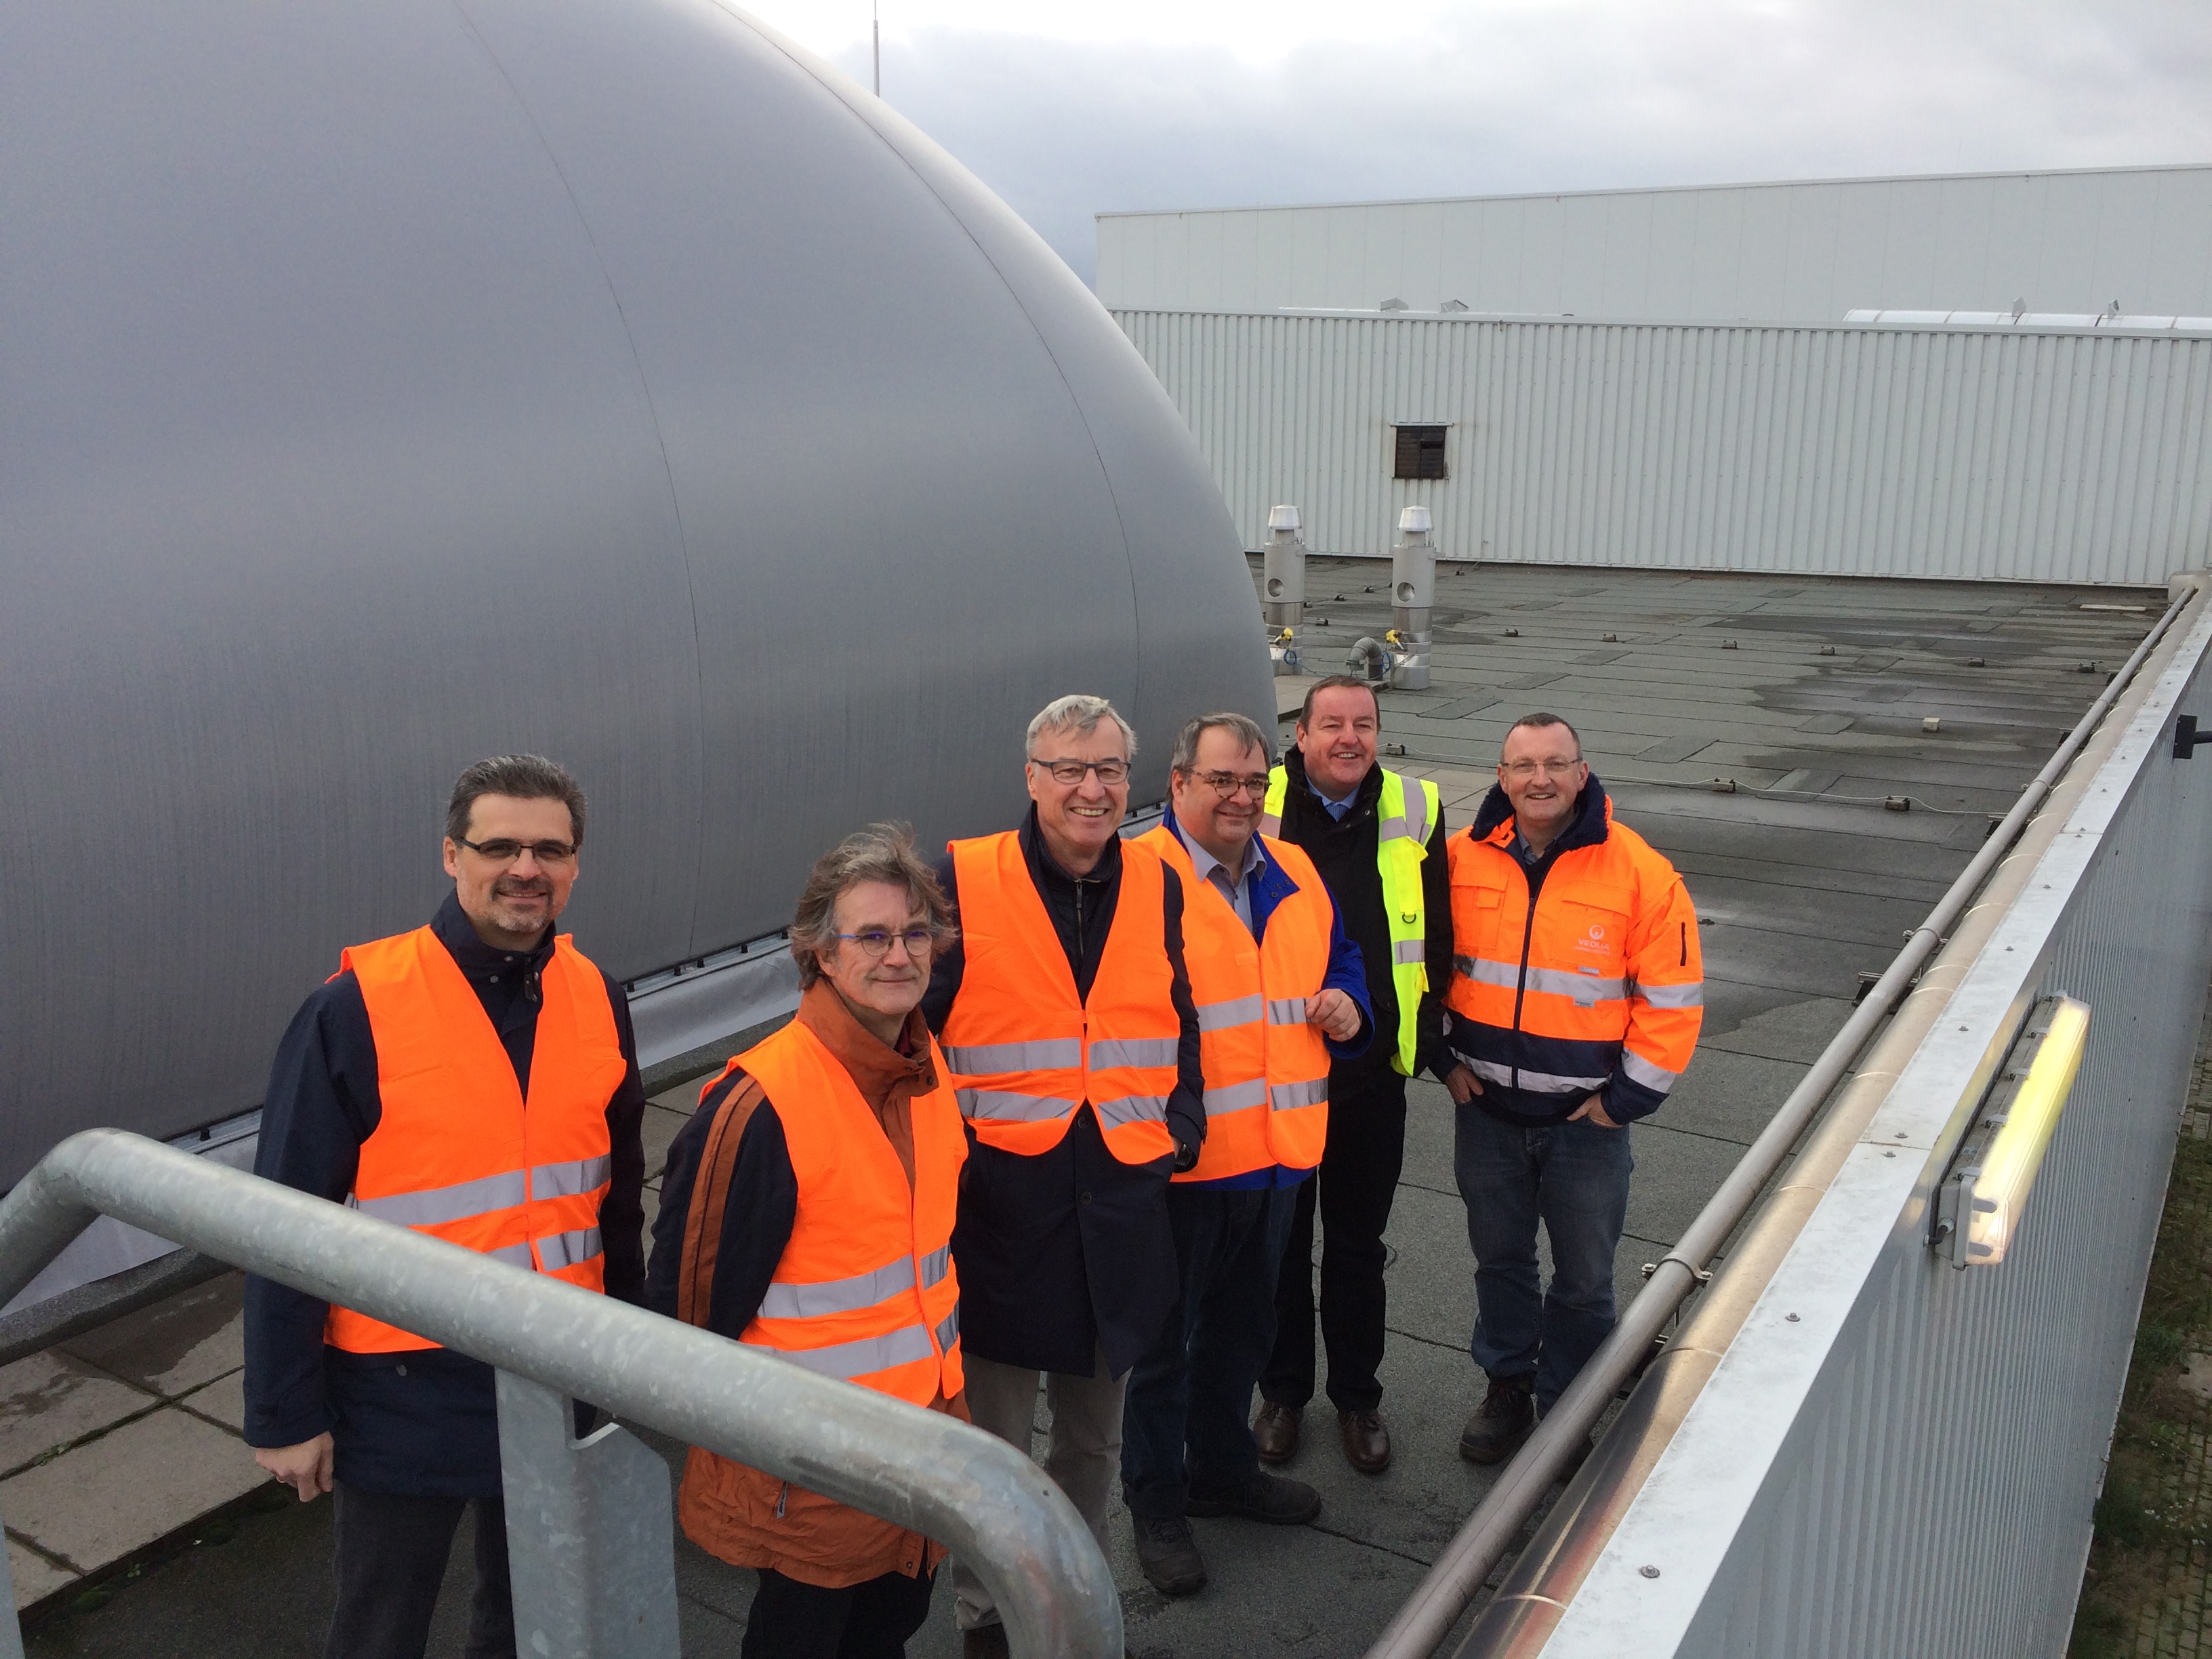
[1443,714,1702,1467]
[918,694,1206,1659]
[648,825,966,1656]
[243,755,647,1659]
[1120,712,1374,1598]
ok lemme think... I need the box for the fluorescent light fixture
[1934,995,2091,1268]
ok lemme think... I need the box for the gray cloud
[831,0,2212,284]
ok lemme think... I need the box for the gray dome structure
[1,0,1267,1183]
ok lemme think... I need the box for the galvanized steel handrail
[0,1131,1121,1659]
[1362,586,2199,1659]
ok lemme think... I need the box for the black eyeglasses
[1029,757,1130,785]
[457,836,577,865]
[836,928,937,959]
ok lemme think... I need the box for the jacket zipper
[1509,857,1537,1100]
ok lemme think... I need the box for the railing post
[496,1370,680,1658]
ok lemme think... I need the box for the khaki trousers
[951,1345,1125,1632]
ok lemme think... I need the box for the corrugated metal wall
[1535,595,2212,1656]
[1115,310,2212,586]
[1095,167,2212,319]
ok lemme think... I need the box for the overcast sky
[738,0,2212,287]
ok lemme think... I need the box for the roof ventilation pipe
[1264,505,1307,674]
[1388,505,1435,690]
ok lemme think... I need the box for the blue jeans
[1120,1183,1299,1519]
[1454,1106,1634,1414]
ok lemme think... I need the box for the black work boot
[1458,1373,1536,1464]
[1132,1513,1208,1596]
[1185,1469,1322,1524]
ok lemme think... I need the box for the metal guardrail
[1366,573,2212,1658]
[0,1132,1122,1659]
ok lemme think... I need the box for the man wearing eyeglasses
[1118,712,1372,1597]
[1442,714,1702,1469]
[920,694,1206,1659]
[243,754,647,1659]
[1253,676,1452,1477]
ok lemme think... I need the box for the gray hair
[1170,712,1271,775]
[1023,693,1137,761]
[445,754,588,846]
[1504,712,1582,757]
[789,822,958,989]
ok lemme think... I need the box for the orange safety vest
[1137,825,1333,1181]
[939,832,1181,1166]
[1443,799,1703,1114]
[327,926,625,1353]
[712,1020,965,1404]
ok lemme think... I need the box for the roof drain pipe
[1389,505,1435,691]
[1265,505,1307,676]
[1361,577,2205,1659]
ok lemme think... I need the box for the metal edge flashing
[1524,583,2212,1656]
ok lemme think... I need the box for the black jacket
[242,893,647,1497]
[1271,749,1454,1084]
[920,809,1206,1376]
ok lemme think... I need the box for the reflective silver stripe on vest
[1197,994,1265,1033]
[941,1038,1083,1075]
[1637,980,1705,1009]
[352,1168,529,1227]
[1202,1078,1269,1117]
[1454,956,1520,990]
[1392,937,1427,966]
[754,1322,938,1381]
[1269,1077,1328,1113]
[1265,998,1308,1025]
[758,1248,944,1320]
[1088,1037,1181,1071]
[1620,1050,1681,1094]
[1376,813,1417,844]
[935,1305,960,1351]
[1525,966,1626,1004]
[530,1155,611,1200]
[535,1227,602,1270]
[1402,776,1431,845]
[956,1088,1076,1124]
[1465,1057,1611,1095]
[485,1240,536,1269]
[1092,1093,1170,1130]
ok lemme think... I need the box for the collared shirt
[1174,822,1263,937]
[1309,777,1360,821]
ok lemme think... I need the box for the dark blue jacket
[242,893,647,1497]
[1159,806,1375,1191]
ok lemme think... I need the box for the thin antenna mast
[872,0,880,95]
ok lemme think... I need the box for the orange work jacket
[1443,799,1702,1121]
[939,832,1181,1165]
[1137,825,1333,1181]
[327,926,625,1353]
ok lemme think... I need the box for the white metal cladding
[1094,165,2212,320]
[1113,309,2212,586]
[1534,596,2212,1658]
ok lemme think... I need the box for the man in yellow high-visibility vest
[1253,675,1452,1474]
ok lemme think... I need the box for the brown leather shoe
[1338,1407,1391,1473]
[1253,1399,1301,1464]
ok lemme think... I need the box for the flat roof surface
[21,562,2160,1656]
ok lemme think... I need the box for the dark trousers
[741,1565,937,1658]
[1455,1105,1635,1413]
[1120,1183,1298,1519]
[326,1483,513,1659]
[1262,1063,1408,1414]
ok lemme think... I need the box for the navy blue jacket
[242,893,647,1496]
[1160,806,1376,1191]
[920,810,1206,1378]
